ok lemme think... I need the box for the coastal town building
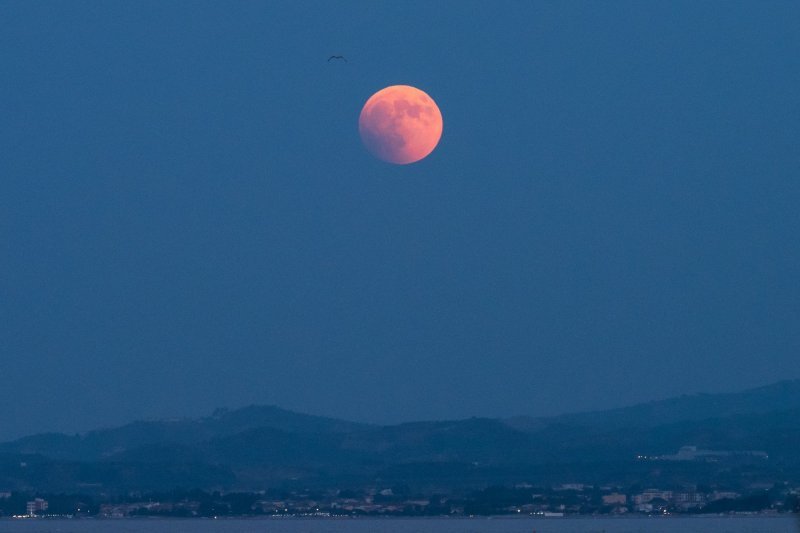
[26,498,48,516]
[602,493,627,506]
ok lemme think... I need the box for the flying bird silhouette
[328,55,347,62]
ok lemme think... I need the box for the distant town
[2,479,799,519]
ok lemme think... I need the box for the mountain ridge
[7,378,799,452]
[1,378,798,492]
[505,378,800,432]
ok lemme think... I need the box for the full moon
[358,85,443,165]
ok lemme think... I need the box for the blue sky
[1,1,798,440]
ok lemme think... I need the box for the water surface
[0,516,798,533]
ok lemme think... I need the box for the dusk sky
[1,1,798,441]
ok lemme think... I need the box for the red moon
[358,85,443,165]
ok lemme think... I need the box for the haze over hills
[1,379,799,493]
[506,378,800,431]
[1,405,371,462]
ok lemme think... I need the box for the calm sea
[0,516,797,533]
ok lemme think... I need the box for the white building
[26,498,48,516]
[633,490,673,505]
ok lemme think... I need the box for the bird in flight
[328,55,347,62]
